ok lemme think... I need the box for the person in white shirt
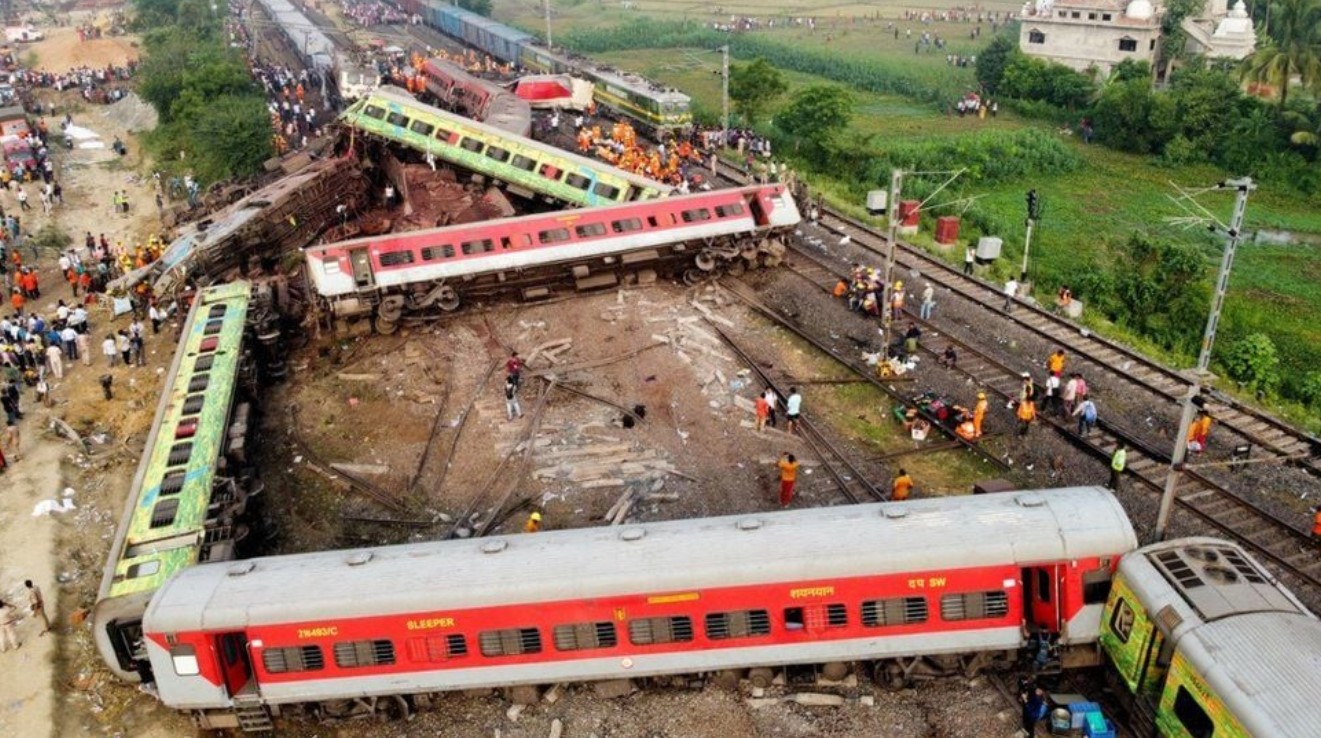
[102,335,118,367]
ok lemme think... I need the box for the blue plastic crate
[1084,711,1115,738]
[1070,702,1102,730]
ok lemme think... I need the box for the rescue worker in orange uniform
[1047,349,1066,377]
[1312,506,1321,548]
[892,469,914,501]
[523,511,542,533]
[1016,398,1037,437]
[1187,411,1213,453]
[973,392,988,439]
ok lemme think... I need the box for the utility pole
[1155,177,1256,540]
[880,169,903,351]
[544,0,553,50]
[721,44,730,145]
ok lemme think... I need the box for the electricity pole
[880,169,903,351]
[1154,177,1256,540]
[721,45,730,145]
[544,0,553,49]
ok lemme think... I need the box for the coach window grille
[407,634,467,662]
[511,154,537,172]
[150,499,180,528]
[592,182,621,200]
[715,204,746,218]
[940,591,1009,621]
[188,374,211,393]
[263,645,324,673]
[565,173,592,191]
[203,319,224,336]
[363,105,386,120]
[575,223,607,239]
[207,305,226,319]
[681,208,712,223]
[334,639,396,668]
[628,616,694,645]
[409,120,435,136]
[159,470,186,496]
[612,218,643,234]
[461,239,495,255]
[167,442,193,466]
[553,621,618,651]
[538,228,571,244]
[479,627,542,656]
[434,128,455,143]
[379,251,416,267]
[705,609,771,640]
[193,354,215,372]
[539,164,562,181]
[862,596,929,627]
[460,137,485,154]
[422,245,456,261]
[486,146,511,163]
[385,112,410,128]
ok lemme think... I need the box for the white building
[1018,0,1255,77]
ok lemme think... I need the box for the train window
[486,146,511,163]
[511,155,537,171]
[434,128,455,143]
[262,646,325,673]
[629,616,694,645]
[705,610,771,640]
[861,596,928,627]
[386,112,410,128]
[174,419,197,439]
[826,603,848,627]
[203,319,223,336]
[421,245,456,261]
[150,499,180,528]
[611,218,643,233]
[362,105,386,120]
[170,645,199,676]
[1082,566,1114,605]
[565,173,592,191]
[188,374,210,393]
[715,203,746,218]
[940,591,1009,621]
[406,634,468,662]
[333,639,397,668]
[207,305,227,319]
[1036,569,1052,604]
[182,394,205,414]
[409,119,435,136]
[459,137,485,153]
[552,622,618,651]
[461,239,495,255]
[1109,598,1135,644]
[681,208,712,223]
[592,182,621,200]
[575,223,607,238]
[379,251,416,267]
[479,627,542,656]
[194,354,215,371]
[199,337,219,353]
[167,442,193,467]
[539,164,562,181]
[160,471,186,496]
[125,559,161,579]
[1173,687,1215,738]
[538,228,571,244]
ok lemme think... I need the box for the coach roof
[145,486,1136,633]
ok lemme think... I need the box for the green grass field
[496,1,1321,425]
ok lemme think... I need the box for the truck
[5,26,44,43]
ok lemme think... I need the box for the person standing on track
[973,392,988,438]
[1073,397,1098,437]
[777,452,799,507]
[892,469,914,501]
[505,350,523,389]
[785,387,802,435]
[1003,277,1018,312]
[754,392,770,433]
[1187,410,1213,453]
[919,282,935,320]
[1016,398,1037,437]
[1047,348,1066,377]
[964,244,976,275]
[763,386,779,429]
[1109,442,1127,491]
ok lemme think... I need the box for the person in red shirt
[505,350,524,389]
[777,452,799,508]
[10,288,25,314]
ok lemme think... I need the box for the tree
[775,85,854,158]
[1109,59,1152,83]
[999,54,1096,109]
[975,35,1018,94]
[729,58,787,126]
[1222,333,1282,394]
[458,0,492,17]
[1090,77,1175,153]
[1168,67,1244,156]
[1240,0,1321,106]
[1110,233,1208,348]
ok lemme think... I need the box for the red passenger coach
[142,487,1136,730]
[305,183,800,333]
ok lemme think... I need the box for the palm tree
[1240,0,1321,105]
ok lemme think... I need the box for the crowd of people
[9,60,136,105]
[339,0,413,28]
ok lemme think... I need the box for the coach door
[215,632,254,698]
[349,249,374,288]
[1025,565,1062,633]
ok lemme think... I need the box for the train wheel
[437,286,461,312]
[748,667,775,690]
[695,252,717,272]
[822,662,850,681]
[878,661,909,691]
[682,268,705,286]
[725,258,746,277]
[712,669,742,691]
[374,316,400,334]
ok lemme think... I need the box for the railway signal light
[1026,189,1040,221]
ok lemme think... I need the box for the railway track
[777,238,1321,603]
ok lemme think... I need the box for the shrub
[1221,333,1281,394]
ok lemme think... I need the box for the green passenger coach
[1099,537,1321,737]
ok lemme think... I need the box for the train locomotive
[398,3,692,135]
[1099,537,1321,737]
[141,487,1137,730]
[304,182,800,332]
[93,282,262,682]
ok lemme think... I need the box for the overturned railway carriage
[94,282,260,681]
[418,58,531,137]
[341,87,670,208]
[405,3,692,135]
[143,488,1137,730]
[305,183,799,331]
[1100,538,1321,737]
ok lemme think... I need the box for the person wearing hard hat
[524,511,542,533]
[973,392,988,439]
[890,280,905,321]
